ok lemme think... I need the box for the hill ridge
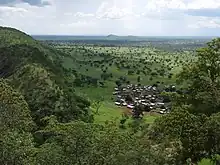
[0,26,92,126]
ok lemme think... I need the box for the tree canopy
[177,38,220,115]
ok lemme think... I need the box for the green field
[56,45,196,123]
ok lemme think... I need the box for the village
[113,83,176,117]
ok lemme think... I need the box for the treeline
[41,38,208,51]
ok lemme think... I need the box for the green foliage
[34,142,67,165]
[0,79,34,132]
[92,95,104,114]
[0,27,37,47]
[145,38,220,164]
[0,131,35,165]
[33,117,181,165]
[177,38,220,115]
[0,79,35,165]
[0,27,92,126]
[149,107,220,163]
[204,113,220,158]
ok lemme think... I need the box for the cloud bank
[0,0,219,36]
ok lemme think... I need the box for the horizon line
[31,34,219,37]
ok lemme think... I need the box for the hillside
[0,26,92,126]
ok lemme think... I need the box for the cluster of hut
[113,84,175,117]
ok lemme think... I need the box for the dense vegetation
[1,26,220,164]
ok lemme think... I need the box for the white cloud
[96,0,135,20]
[96,6,133,19]
[188,17,220,29]
[145,0,186,10]
[0,6,28,13]
[187,0,220,9]
[0,0,220,36]
[73,12,94,18]
[0,6,28,21]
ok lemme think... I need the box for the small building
[159,111,165,114]
[122,102,127,106]
[127,104,135,109]
[113,83,174,115]
[115,102,121,106]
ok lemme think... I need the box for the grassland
[54,44,197,123]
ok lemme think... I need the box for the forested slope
[0,26,92,126]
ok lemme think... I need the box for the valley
[1,26,220,165]
[41,38,199,123]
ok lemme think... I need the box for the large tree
[177,38,220,115]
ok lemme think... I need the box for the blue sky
[0,0,220,36]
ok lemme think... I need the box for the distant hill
[106,34,143,41]
[106,34,119,39]
[106,34,118,37]
[0,26,92,126]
